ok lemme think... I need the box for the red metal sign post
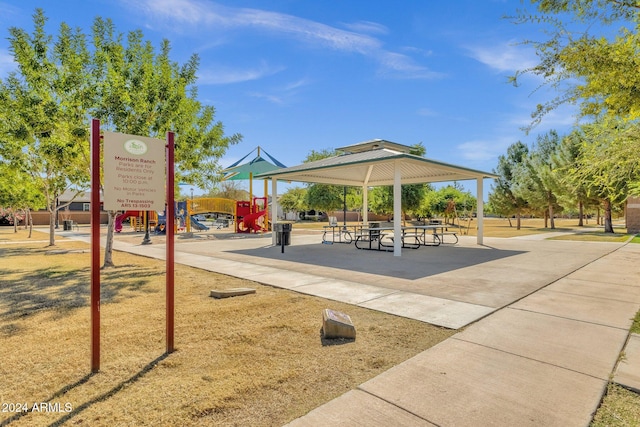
[90,118,101,373]
[90,123,176,370]
[166,131,175,353]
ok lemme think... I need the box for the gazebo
[255,139,498,256]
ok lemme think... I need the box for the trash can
[63,220,72,231]
[275,222,292,246]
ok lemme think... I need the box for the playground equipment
[235,197,268,233]
[221,146,285,234]
[114,196,271,234]
[185,198,236,233]
[115,211,158,233]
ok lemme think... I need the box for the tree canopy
[498,0,640,233]
[513,0,640,124]
[0,9,240,253]
[488,141,529,229]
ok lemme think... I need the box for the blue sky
[0,0,580,198]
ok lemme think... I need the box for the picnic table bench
[354,227,393,251]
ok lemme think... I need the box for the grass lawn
[0,228,454,426]
[2,220,638,426]
[296,217,629,239]
[590,305,640,426]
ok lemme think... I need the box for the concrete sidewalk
[55,228,640,425]
[285,242,640,426]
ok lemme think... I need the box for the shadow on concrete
[229,242,525,280]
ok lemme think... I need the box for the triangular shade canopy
[222,147,286,181]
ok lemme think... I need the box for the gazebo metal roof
[255,139,496,185]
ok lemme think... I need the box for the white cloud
[465,39,538,73]
[282,78,311,91]
[507,102,581,135]
[247,91,285,105]
[457,137,512,163]
[417,108,438,117]
[376,51,445,79]
[197,62,285,85]
[248,77,311,105]
[126,0,439,80]
[341,20,389,35]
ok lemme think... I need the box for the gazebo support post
[393,161,402,256]
[271,177,278,246]
[477,177,484,245]
[362,185,368,225]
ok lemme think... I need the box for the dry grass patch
[0,229,454,426]
[549,231,632,243]
[294,217,616,238]
[591,384,640,426]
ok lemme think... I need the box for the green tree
[278,187,308,214]
[0,10,240,263]
[0,162,45,236]
[422,185,476,225]
[305,184,344,214]
[91,17,240,266]
[570,119,640,232]
[553,131,600,226]
[345,187,364,221]
[488,141,529,229]
[513,131,564,229]
[368,143,431,221]
[302,149,355,217]
[512,1,640,125]
[0,10,92,246]
[205,181,248,200]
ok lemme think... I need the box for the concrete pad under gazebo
[255,139,498,256]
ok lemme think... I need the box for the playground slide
[238,210,267,233]
[190,216,209,231]
[115,211,141,232]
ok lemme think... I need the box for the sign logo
[124,139,148,155]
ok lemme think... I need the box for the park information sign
[103,132,165,211]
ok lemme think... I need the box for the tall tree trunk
[603,199,614,233]
[507,217,513,227]
[578,201,584,226]
[103,211,117,268]
[12,209,17,233]
[544,210,549,228]
[48,205,56,246]
[516,212,521,230]
[549,202,555,229]
[27,208,33,238]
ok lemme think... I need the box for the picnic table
[322,224,360,244]
[354,226,394,251]
[352,225,458,251]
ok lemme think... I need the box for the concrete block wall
[627,197,640,234]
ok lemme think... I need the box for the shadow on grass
[0,262,163,321]
[0,354,171,427]
[47,353,171,427]
[0,373,95,426]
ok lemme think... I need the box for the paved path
[285,241,640,426]
[55,228,640,426]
